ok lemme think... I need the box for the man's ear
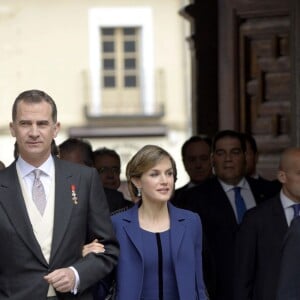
[9,122,16,137]
[277,170,286,184]
[53,122,61,138]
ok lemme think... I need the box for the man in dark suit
[276,217,300,300]
[171,135,213,208]
[0,90,119,299]
[233,148,300,299]
[182,130,280,300]
[234,195,287,300]
[274,148,300,300]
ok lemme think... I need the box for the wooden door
[181,0,300,179]
[218,0,294,178]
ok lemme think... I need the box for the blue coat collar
[118,201,186,263]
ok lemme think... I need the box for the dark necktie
[292,203,300,219]
[233,186,247,223]
[32,169,47,215]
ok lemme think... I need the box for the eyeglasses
[97,167,121,175]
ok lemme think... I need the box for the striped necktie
[32,169,47,215]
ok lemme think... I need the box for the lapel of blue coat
[49,158,74,262]
[121,202,186,263]
[121,204,144,260]
[0,162,48,265]
[168,202,186,263]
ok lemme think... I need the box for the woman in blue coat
[85,144,207,300]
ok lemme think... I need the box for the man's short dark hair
[181,135,212,158]
[59,138,94,167]
[212,130,246,152]
[93,147,121,165]
[12,89,57,122]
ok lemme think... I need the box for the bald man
[276,148,300,300]
[234,147,300,300]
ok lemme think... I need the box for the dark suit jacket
[276,217,300,300]
[104,188,133,214]
[234,196,288,300]
[111,202,208,300]
[183,176,280,300]
[171,183,190,208]
[0,158,119,300]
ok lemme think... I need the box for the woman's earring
[137,188,141,197]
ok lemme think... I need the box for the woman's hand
[82,239,105,257]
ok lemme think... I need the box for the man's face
[183,141,212,184]
[94,154,121,190]
[212,136,246,185]
[10,100,60,166]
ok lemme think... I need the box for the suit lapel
[122,206,144,259]
[0,163,47,265]
[49,159,74,262]
[247,177,269,204]
[168,203,185,262]
[122,204,186,267]
[213,179,238,226]
[271,196,289,242]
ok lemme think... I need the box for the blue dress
[140,228,180,300]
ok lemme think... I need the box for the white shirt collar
[218,177,248,192]
[17,155,54,178]
[280,190,299,209]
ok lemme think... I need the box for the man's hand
[44,268,75,293]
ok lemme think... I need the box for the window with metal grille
[100,27,141,113]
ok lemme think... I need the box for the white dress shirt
[280,190,300,227]
[218,177,256,222]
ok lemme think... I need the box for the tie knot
[292,203,300,218]
[33,169,41,179]
[233,186,241,194]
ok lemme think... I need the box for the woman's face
[135,156,175,204]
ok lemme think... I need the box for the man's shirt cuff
[69,266,80,294]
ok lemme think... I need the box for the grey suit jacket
[0,157,119,300]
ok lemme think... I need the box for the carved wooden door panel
[219,0,292,178]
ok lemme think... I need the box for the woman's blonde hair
[126,145,177,200]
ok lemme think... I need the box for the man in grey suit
[0,90,119,299]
